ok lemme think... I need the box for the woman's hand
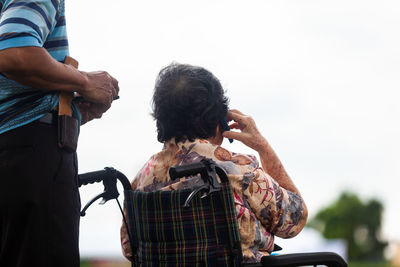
[224,109,302,195]
[222,109,268,153]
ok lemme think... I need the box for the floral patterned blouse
[121,138,304,262]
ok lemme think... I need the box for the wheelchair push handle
[78,167,132,216]
[169,162,206,180]
[169,160,229,183]
[79,169,112,186]
[78,167,131,190]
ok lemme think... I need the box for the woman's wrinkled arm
[223,109,308,235]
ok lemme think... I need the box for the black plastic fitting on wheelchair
[169,159,229,207]
[169,162,207,180]
[78,167,131,216]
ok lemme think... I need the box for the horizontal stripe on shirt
[3,2,52,30]
[43,38,67,49]
[0,31,33,41]
[0,17,43,39]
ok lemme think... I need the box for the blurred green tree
[308,192,387,261]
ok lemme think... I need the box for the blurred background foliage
[309,191,387,262]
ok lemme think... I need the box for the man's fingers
[109,75,119,98]
[111,75,119,93]
[93,112,103,119]
[77,101,91,108]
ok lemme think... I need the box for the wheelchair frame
[78,161,347,267]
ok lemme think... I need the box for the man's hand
[76,71,119,124]
[0,47,120,108]
[222,109,268,153]
[79,71,119,106]
[77,101,111,125]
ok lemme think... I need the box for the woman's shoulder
[214,146,259,168]
[177,139,259,166]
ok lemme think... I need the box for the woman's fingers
[226,110,247,125]
[227,109,258,132]
[229,109,245,116]
[222,130,244,142]
[224,109,268,152]
[228,122,241,130]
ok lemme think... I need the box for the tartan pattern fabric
[124,183,242,267]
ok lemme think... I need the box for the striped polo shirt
[0,0,79,134]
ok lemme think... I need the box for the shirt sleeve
[242,167,305,238]
[0,0,60,50]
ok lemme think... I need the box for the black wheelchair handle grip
[169,162,206,180]
[78,170,110,187]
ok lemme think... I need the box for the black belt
[38,112,57,124]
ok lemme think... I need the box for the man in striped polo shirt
[0,1,119,266]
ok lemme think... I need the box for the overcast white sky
[65,0,400,259]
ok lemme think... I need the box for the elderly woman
[121,63,308,263]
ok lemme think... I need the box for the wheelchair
[79,159,347,267]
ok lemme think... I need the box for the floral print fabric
[121,138,304,262]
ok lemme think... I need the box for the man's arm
[0,46,118,105]
[222,109,308,231]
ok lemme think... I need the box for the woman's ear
[208,124,224,146]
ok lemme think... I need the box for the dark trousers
[0,120,80,267]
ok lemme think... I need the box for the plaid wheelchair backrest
[124,183,242,267]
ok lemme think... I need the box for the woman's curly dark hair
[152,63,229,143]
